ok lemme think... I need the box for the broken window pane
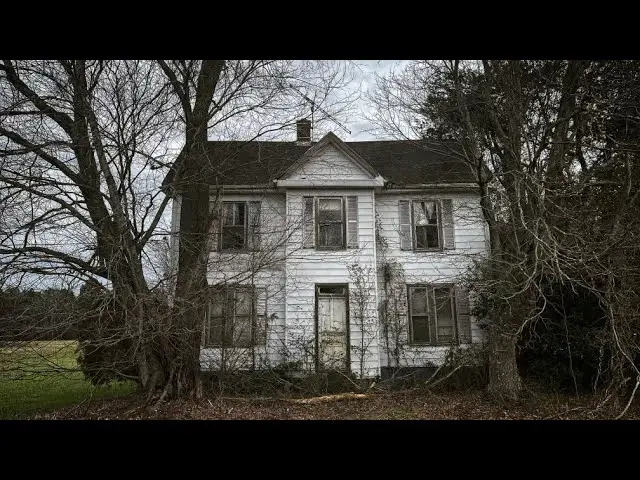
[318,286,346,295]
[410,287,429,315]
[209,291,227,346]
[317,198,344,248]
[234,315,253,348]
[318,198,342,222]
[207,286,256,347]
[413,201,440,249]
[318,223,343,247]
[222,202,246,250]
[408,285,458,345]
[209,313,232,346]
[411,315,430,343]
[234,290,252,315]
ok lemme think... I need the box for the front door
[316,285,349,372]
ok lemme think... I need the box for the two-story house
[164,120,488,378]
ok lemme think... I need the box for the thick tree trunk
[166,136,212,399]
[487,328,522,401]
[157,60,224,400]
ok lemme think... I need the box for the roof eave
[382,182,479,192]
[275,178,385,189]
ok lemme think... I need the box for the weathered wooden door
[316,285,349,372]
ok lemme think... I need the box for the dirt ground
[26,389,640,420]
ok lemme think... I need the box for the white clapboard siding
[169,181,490,374]
[375,192,489,368]
[284,189,379,377]
[287,144,372,181]
[199,193,288,370]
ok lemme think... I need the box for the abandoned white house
[164,120,489,378]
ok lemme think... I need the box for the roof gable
[279,132,381,181]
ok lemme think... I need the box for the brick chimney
[296,119,312,145]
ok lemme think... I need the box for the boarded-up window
[206,286,267,348]
[408,285,469,346]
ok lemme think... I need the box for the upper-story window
[302,196,359,250]
[317,198,344,248]
[413,200,440,249]
[398,199,455,251]
[222,202,247,250]
[212,200,261,252]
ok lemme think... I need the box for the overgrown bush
[517,283,609,394]
[203,361,370,397]
[380,346,488,391]
[75,283,137,386]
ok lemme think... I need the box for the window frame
[206,285,263,348]
[407,284,458,346]
[411,199,442,252]
[315,196,346,250]
[220,201,248,252]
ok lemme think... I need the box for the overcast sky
[341,60,405,141]
[2,60,413,290]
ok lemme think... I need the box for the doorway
[315,284,349,372]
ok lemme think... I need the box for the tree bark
[453,60,525,401]
[162,60,225,399]
[487,328,522,401]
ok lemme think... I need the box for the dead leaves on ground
[27,389,640,420]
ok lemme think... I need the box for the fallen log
[289,393,368,404]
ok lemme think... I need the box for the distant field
[0,340,136,418]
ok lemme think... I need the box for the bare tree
[0,59,357,401]
[367,60,640,403]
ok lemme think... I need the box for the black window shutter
[398,200,412,250]
[455,286,472,344]
[441,199,455,250]
[346,196,359,248]
[210,198,221,252]
[302,197,315,248]
[248,201,261,250]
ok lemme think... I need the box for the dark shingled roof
[163,139,476,188]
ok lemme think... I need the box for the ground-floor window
[205,286,266,348]
[407,285,458,345]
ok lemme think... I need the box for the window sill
[407,342,459,348]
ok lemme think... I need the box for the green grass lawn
[0,340,136,418]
